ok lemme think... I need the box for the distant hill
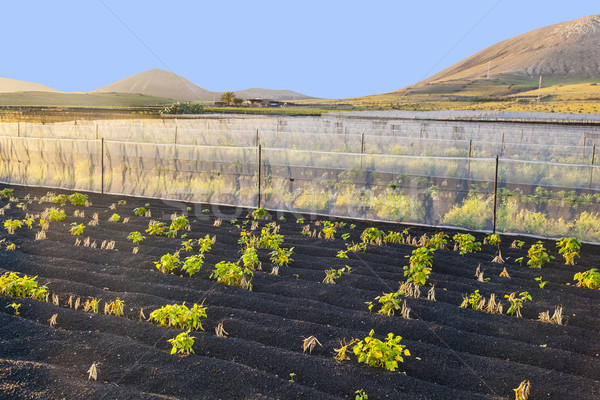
[0,77,60,93]
[92,69,218,101]
[92,69,315,101]
[234,88,315,101]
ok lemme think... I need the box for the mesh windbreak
[0,137,101,191]
[103,141,258,206]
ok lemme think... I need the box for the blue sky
[1,1,598,98]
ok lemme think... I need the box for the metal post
[492,155,499,234]
[101,138,105,194]
[174,126,178,145]
[360,133,365,168]
[589,144,596,189]
[257,144,262,208]
[467,139,472,181]
[17,122,20,137]
[255,129,259,147]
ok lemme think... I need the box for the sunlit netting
[1,113,600,241]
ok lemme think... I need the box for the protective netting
[1,114,600,241]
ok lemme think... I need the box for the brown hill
[234,88,315,101]
[92,69,218,101]
[423,15,600,85]
[0,77,60,93]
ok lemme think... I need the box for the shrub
[352,329,410,371]
[210,262,253,290]
[321,221,336,240]
[485,233,501,246]
[453,233,481,255]
[154,253,181,274]
[197,235,214,253]
[442,193,492,229]
[373,291,403,316]
[1,188,13,197]
[149,301,207,330]
[68,193,88,206]
[52,194,68,205]
[161,101,203,115]
[258,226,283,250]
[0,272,48,301]
[403,247,434,286]
[109,213,121,223]
[556,237,581,265]
[574,268,600,289]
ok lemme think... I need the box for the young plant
[149,301,207,330]
[510,240,525,249]
[108,213,121,223]
[360,227,385,245]
[68,193,88,206]
[154,253,181,274]
[6,302,21,315]
[505,292,532,318]
[336,249,349,259]
[355,389,369,400]
[170,215,189,231]
[403,247,435,286]
[46,208,66,222]
[1,188,13,197]
[0,272,48,300]
[384,230,405,244]
[69,223,85,236]
[485,233,501,246]
[347,242,367,252]
[127,231,145,245]
[516,241,553,269]
[453,233,481,255]
[181,255,204,277]
[23,217,34,229]
[180,239,195,252]
[424,232,447,250]
[374,291,403,316]
[341,233,351,241]
[270,247,294,267]
[210,262,253,290]
[258,226,284,250]
[4,219,22,234]
[108,298,125,316]
[333,338,358,361]
[323,266,350,284]
[167,330,195,355]
[52,194,68,205]
[241,246,261,270]
[252,207,270,220]
[556,237,581,265]
[535,276,548,289]
[352,329,410,371]
[146,220,167,236]
[197,235,214,253]
[133,207,147,217]
[321,221,337,240]
[574,268,600,289]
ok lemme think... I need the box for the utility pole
[537,75,543,103]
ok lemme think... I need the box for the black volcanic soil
[0,184,599,400]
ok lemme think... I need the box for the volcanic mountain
[392,14,600,98]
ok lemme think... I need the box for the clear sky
[1,1,598,99]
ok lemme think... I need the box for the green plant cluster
[516,241,553,268]
[0,272,48,301]
[556,237,581,265]
[161,102,203,115]
[574,268,600,289]
[149,301,207,331]
[352,329,410,371]
[453,233,481,255]
[210,261,253,290]
[403,247,435,286]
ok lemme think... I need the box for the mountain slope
[92,69,218,101]
[422,14,600,85]
[0,77,60,93]
[234,88,315,101]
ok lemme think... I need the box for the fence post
[257,144,262,208]
[467,139,472,181]
[492,155,499,234]
[589,144,596,190]
[101,138,105,194]
[360,133,365,168]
